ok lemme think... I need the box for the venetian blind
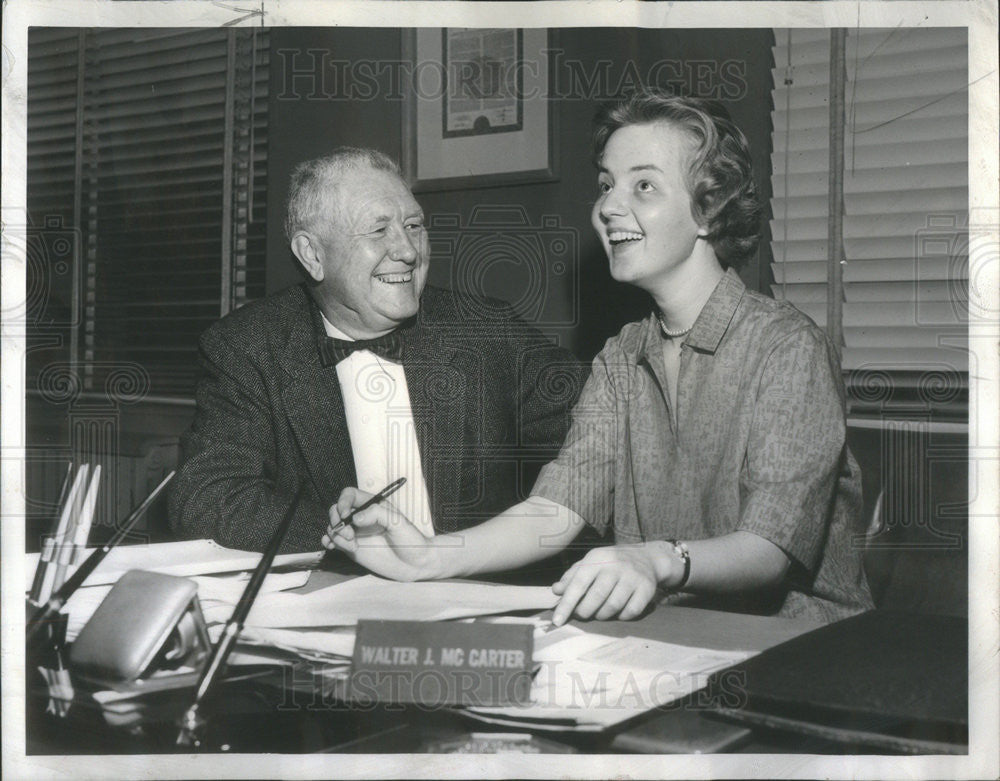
[27,28,269,398]
[770,28,968,421]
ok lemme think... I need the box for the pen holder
[69,570,211,685]
[29,612,74,718]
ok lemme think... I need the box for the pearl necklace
[656,310,693,339]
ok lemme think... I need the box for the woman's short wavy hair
[592,90,762,269]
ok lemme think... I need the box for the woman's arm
[323,492,586,581]
[549,531,790,625]
[326,487,790,626]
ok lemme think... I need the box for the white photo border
[2,1,997,779]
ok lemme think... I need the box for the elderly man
[169,147,584,553]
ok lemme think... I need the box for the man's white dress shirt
[321,314,434,537]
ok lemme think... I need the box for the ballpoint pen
[328,477,406,535]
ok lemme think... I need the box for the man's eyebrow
[350,210,422,234]
[354,212,392,229]
[345,213,390,236]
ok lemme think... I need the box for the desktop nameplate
[349,620,533,707]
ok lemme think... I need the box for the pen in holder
[176,488,304,748]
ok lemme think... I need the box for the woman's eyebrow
[597,163,663,174]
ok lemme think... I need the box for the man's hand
[322,487,439,581]
[551,542,674,626]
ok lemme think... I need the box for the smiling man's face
[303,165,429,338]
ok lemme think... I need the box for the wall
[266,27,776,358]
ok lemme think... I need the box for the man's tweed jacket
[169,284,585,553]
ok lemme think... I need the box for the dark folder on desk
[709,610,968,754]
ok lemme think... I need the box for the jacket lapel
[277,289,357,507]
[400,311,478,533]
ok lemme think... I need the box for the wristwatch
[663,539,691,591]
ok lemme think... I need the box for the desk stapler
[69,569,211,688]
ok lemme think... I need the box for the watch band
[664,539,691,590]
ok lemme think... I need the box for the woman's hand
[550,541,675,626]
[322,487,441,581]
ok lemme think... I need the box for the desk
[297,566,820,654]
[28,568,827,755]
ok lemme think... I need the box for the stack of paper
[215,575,560,672]
[464,626,751,731]
[58,570,312,642]
[26,539,319,643]
[181,573,559,671]
[24,539,324,590]
[41,540,561,674]
[207,575,559,628]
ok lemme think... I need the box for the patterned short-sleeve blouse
[532,269,873,622]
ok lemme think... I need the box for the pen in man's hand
[329,477,407,535]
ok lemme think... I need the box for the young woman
[323,90,873,625]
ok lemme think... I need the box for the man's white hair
[284,147,403,241]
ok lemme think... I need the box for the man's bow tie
[322,331,403,365]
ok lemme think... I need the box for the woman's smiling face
[591,121,707,292]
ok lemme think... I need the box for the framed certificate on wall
[402,28,557,192]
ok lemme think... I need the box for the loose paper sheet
[466,628,751,730]
[203,575,559,628]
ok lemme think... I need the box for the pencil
[28,463,73,605]
[69,464,101,565]
[38,464,90,604]
[50,464,93,595]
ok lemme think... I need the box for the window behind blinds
[26,30,82,375]
[770,28,968,422]
[26,28,268,398]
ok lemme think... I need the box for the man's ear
[290,232,324,282]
